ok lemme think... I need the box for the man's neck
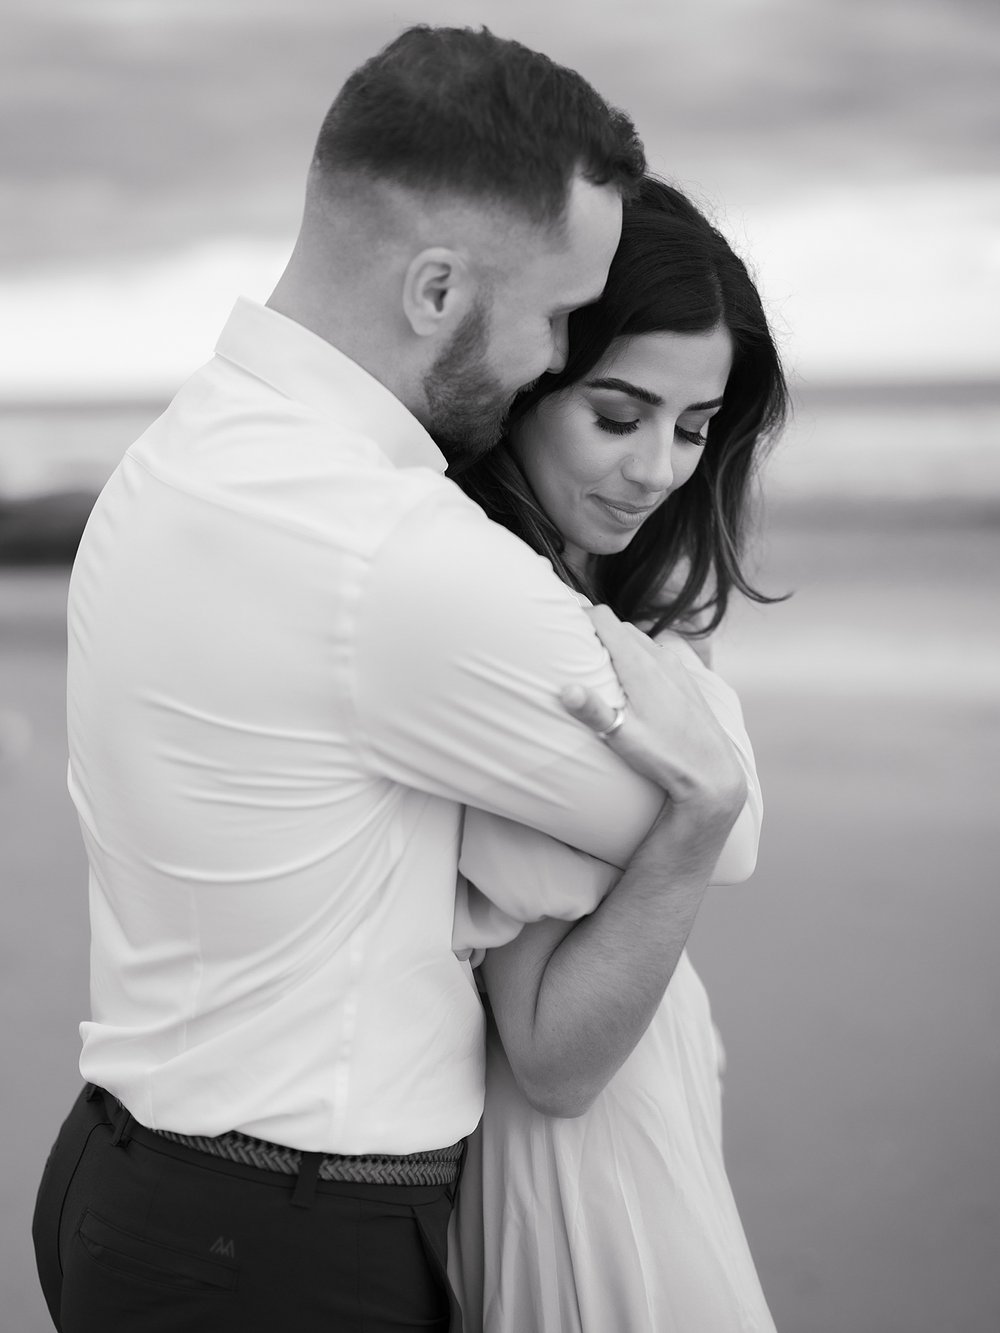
[266,269,423,423]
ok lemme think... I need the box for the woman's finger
[559,680,684,791]
[584,604,662,661]
[558,685,624,737]
[584,604,631,642]
[561,606,743,798]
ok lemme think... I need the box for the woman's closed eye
[594,415,711,445]
[594,414,640,437]
[676,424,709,446]
[677,408,721,446]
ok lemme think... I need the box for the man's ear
[402,247,471,336]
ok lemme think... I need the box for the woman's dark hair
[313,26,645,225]
[452,176,789,636]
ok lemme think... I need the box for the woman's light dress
[449,635,777,1333]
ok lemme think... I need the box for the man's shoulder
[373,476,562,584]
[120,374,469,557]
[361,480,598,678]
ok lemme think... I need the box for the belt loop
[290,1151,324,1210]
[110,1107,135,1148]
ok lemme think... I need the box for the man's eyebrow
[584,378,725,412]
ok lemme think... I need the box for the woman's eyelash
[594,415,639,436]
[594,416,710,445]
[677,426,708,446]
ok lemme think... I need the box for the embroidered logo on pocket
[78,1209,239,1291]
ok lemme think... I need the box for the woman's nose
[622,432,675,491]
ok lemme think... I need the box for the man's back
[69,301,486,1153]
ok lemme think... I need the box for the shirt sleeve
[666,638,763,885]
[450,636,764,954]
[353,485,664,871]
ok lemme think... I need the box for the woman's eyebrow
[584,377,724,413]
[584,377,662,406]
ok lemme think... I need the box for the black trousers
[32,1085,462,1332]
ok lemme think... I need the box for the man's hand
[560,605,746,814]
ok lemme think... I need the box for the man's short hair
[312,25,646,225]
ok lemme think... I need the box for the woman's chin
[581,530,640,559]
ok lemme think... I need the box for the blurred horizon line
[3,377,999,416]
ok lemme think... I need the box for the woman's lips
[592,496,660,528]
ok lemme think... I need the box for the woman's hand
[560,604,746,815]
[481,605,760,1116]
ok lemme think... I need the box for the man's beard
[424,298,534,470]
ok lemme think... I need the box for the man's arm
[451,628,762,957]
[474,610,758,1115]
[353,489,666,872]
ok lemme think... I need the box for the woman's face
[510,325,733,573]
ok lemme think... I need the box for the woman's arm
[481,794,739,1117]
[482,606,750,1118]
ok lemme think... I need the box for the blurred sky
[0,0,998,399]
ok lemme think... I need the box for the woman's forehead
[589,328,733,400]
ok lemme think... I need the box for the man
[31,25,738,1332]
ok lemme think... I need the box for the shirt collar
[214,298,447,473]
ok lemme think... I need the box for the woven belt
[148,1124,464,1186]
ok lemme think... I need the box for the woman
[448,177,788,1332]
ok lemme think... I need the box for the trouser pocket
[75,1208,240,1290]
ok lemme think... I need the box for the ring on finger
[595,703,627,741]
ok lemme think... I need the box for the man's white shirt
[68,298,757,1154]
